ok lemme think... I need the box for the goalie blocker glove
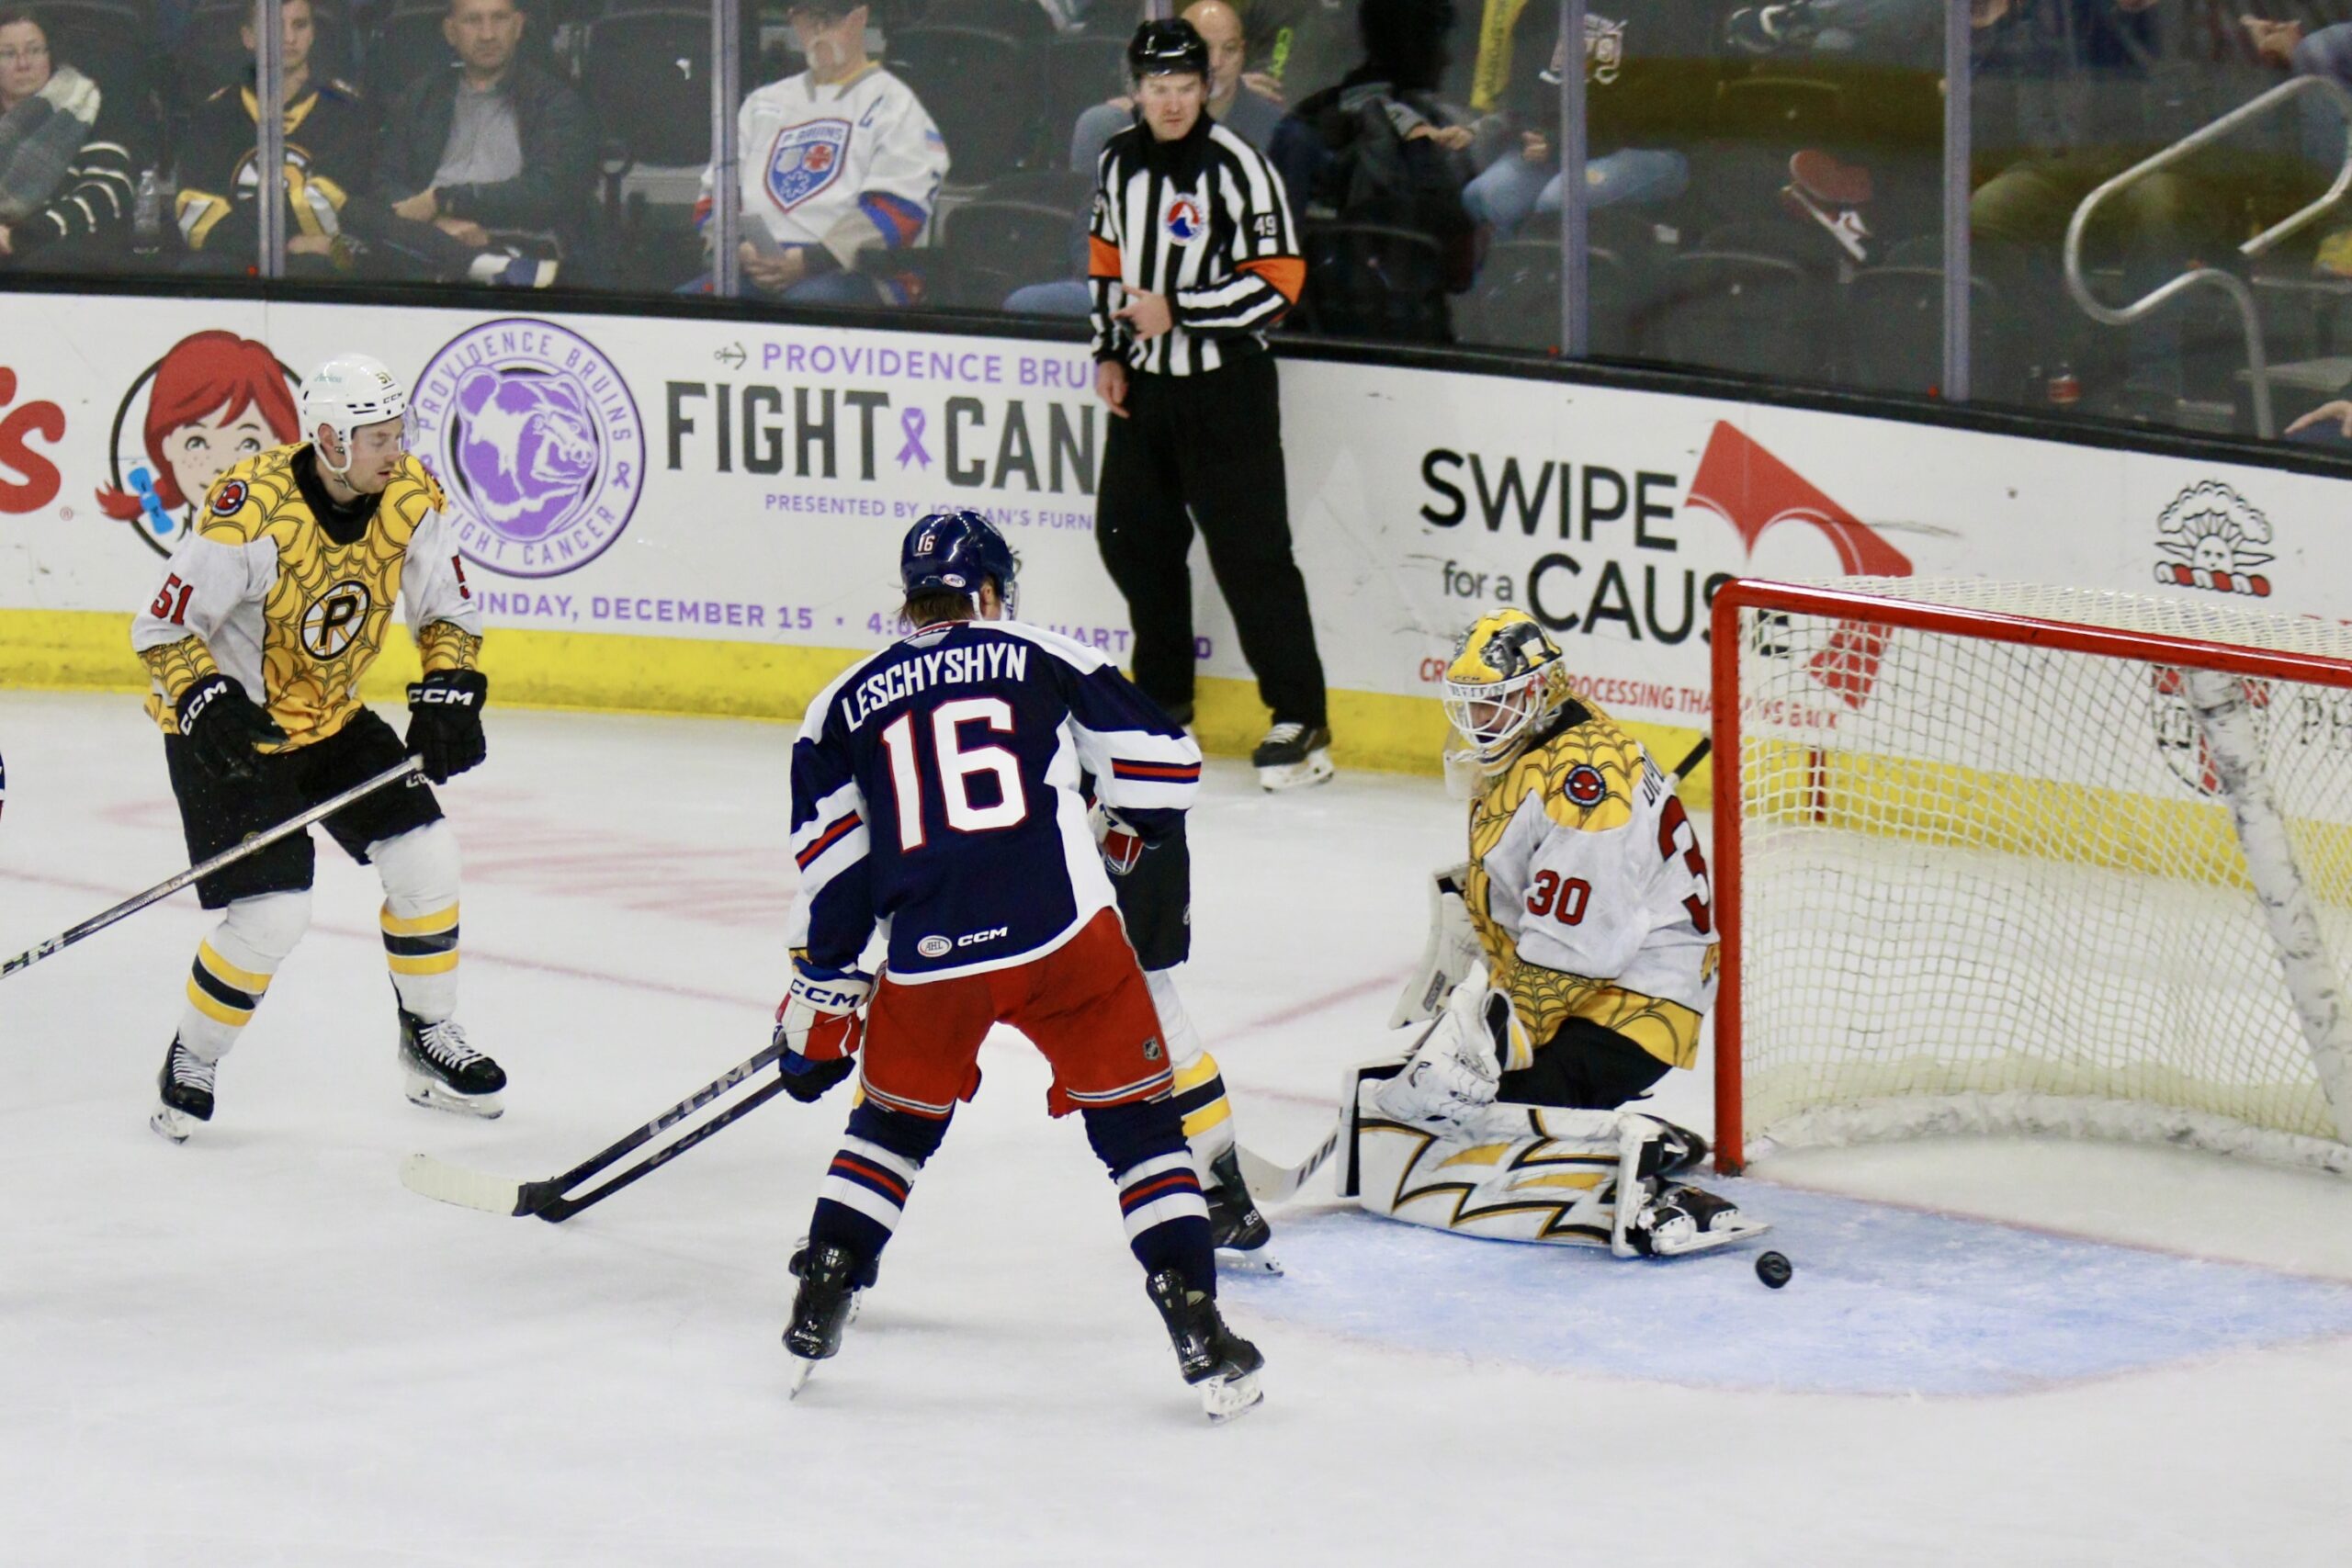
[405,670,489,784]
[176,672,287,782]
[775,961,869,1102]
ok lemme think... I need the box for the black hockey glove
[405,670,489,784]
[176,673,286,782]
[777,1053,857,1104]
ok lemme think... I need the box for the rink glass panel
[14,2,2338,450]
[1718,577,2352,1167]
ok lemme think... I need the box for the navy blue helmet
[900,510,1018,615]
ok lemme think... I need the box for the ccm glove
[774,960,871,1102]
[404,669,489,784]
[1089,803,1146,876]
[176,673,286,782]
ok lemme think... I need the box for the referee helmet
[1127,17,1209,82]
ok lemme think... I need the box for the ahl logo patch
[1563,762,1609,808]
[766,118,853,211]
[1164,196,1205,244]
[1143,1037,1163,1062]
[209,479,248,515]
[917,935,953,959]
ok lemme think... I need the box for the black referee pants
[1096,352,1328,728]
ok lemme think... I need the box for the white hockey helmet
[300,353,411,475]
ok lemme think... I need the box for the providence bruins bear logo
[300,580,375,659]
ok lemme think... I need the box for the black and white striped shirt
[1088,117,1303,378]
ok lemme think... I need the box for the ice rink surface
[6,690,2352,1565]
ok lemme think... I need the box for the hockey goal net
[1712,577,2352,1177]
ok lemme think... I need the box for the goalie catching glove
[774,960,870,1102]
[405,669,489,784]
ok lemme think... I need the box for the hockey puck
[1754,1250,1793,1289]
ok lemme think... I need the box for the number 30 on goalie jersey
[785,620,1201,984]
[1470,712,1719,1066]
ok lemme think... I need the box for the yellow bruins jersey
[1463,698,1718,1071]
[130,444,482,750]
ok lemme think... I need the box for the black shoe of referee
[1252,723,1333,792]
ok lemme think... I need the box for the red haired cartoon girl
[99,331,300,553]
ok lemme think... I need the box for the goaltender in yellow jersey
[128,353,505,1144]
[1337,609,1765,1258]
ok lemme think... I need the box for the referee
[1090,17,1333,791]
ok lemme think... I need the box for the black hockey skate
[398,1008,506,1118]
[1251,723,1334,792]
[1145,1269,1264,1423]
[1204,1148,1281,1275]
[1623,1181,1770,1258]
[151,1035,217,1144]
[1640,1120,1710,1179]
[784,1242,869,1397]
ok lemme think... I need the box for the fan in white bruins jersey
[1336,609,1765,1257]
[128,354,502,1143]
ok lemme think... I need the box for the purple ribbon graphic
[897,408,932,470]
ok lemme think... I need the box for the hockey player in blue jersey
[772,510,1265,1420]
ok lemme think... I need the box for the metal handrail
[2063,73,2352,439]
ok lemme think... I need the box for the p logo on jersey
[300,580,375,660]
[209,479,248,516]
[766,119,853,210]
[1164,196,1205,245]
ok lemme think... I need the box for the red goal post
[1708,577,2352,1177]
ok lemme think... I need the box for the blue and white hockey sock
[806,1100,945,1272]
[1086,1100,1215,1291]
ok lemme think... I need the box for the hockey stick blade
[1235,1117,1344,1206]
[400,1152,537,1216]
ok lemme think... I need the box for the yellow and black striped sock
[179,940,273,1057]
[1171,1049,1236,1165]
[381,900,459,1017]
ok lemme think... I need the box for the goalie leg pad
[1350,1088,1758,1254]
[1352,1076,1634,1247]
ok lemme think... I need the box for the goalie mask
[1442,609,1571,773]
[300,353,411,478]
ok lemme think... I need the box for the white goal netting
[1726,578,2352,1174]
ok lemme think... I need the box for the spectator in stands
[1070,0,1283,169]
[177,0,553,282]
[1272,0,1480,343]
[2236,14,2352,272]
[1969,0,2340,419]
[704,0,950,305]
[1234,0,1357,106]
[1006,0,1278,315]
[1458,4,1701,241]
[375,0,596,276]
[1722,0,1941,66]
[0,7,135,267]
[2284,390,2352,440]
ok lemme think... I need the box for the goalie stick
[1229,736,1714,1205]
[401,1041,790,1222]
[3,756,424,982]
